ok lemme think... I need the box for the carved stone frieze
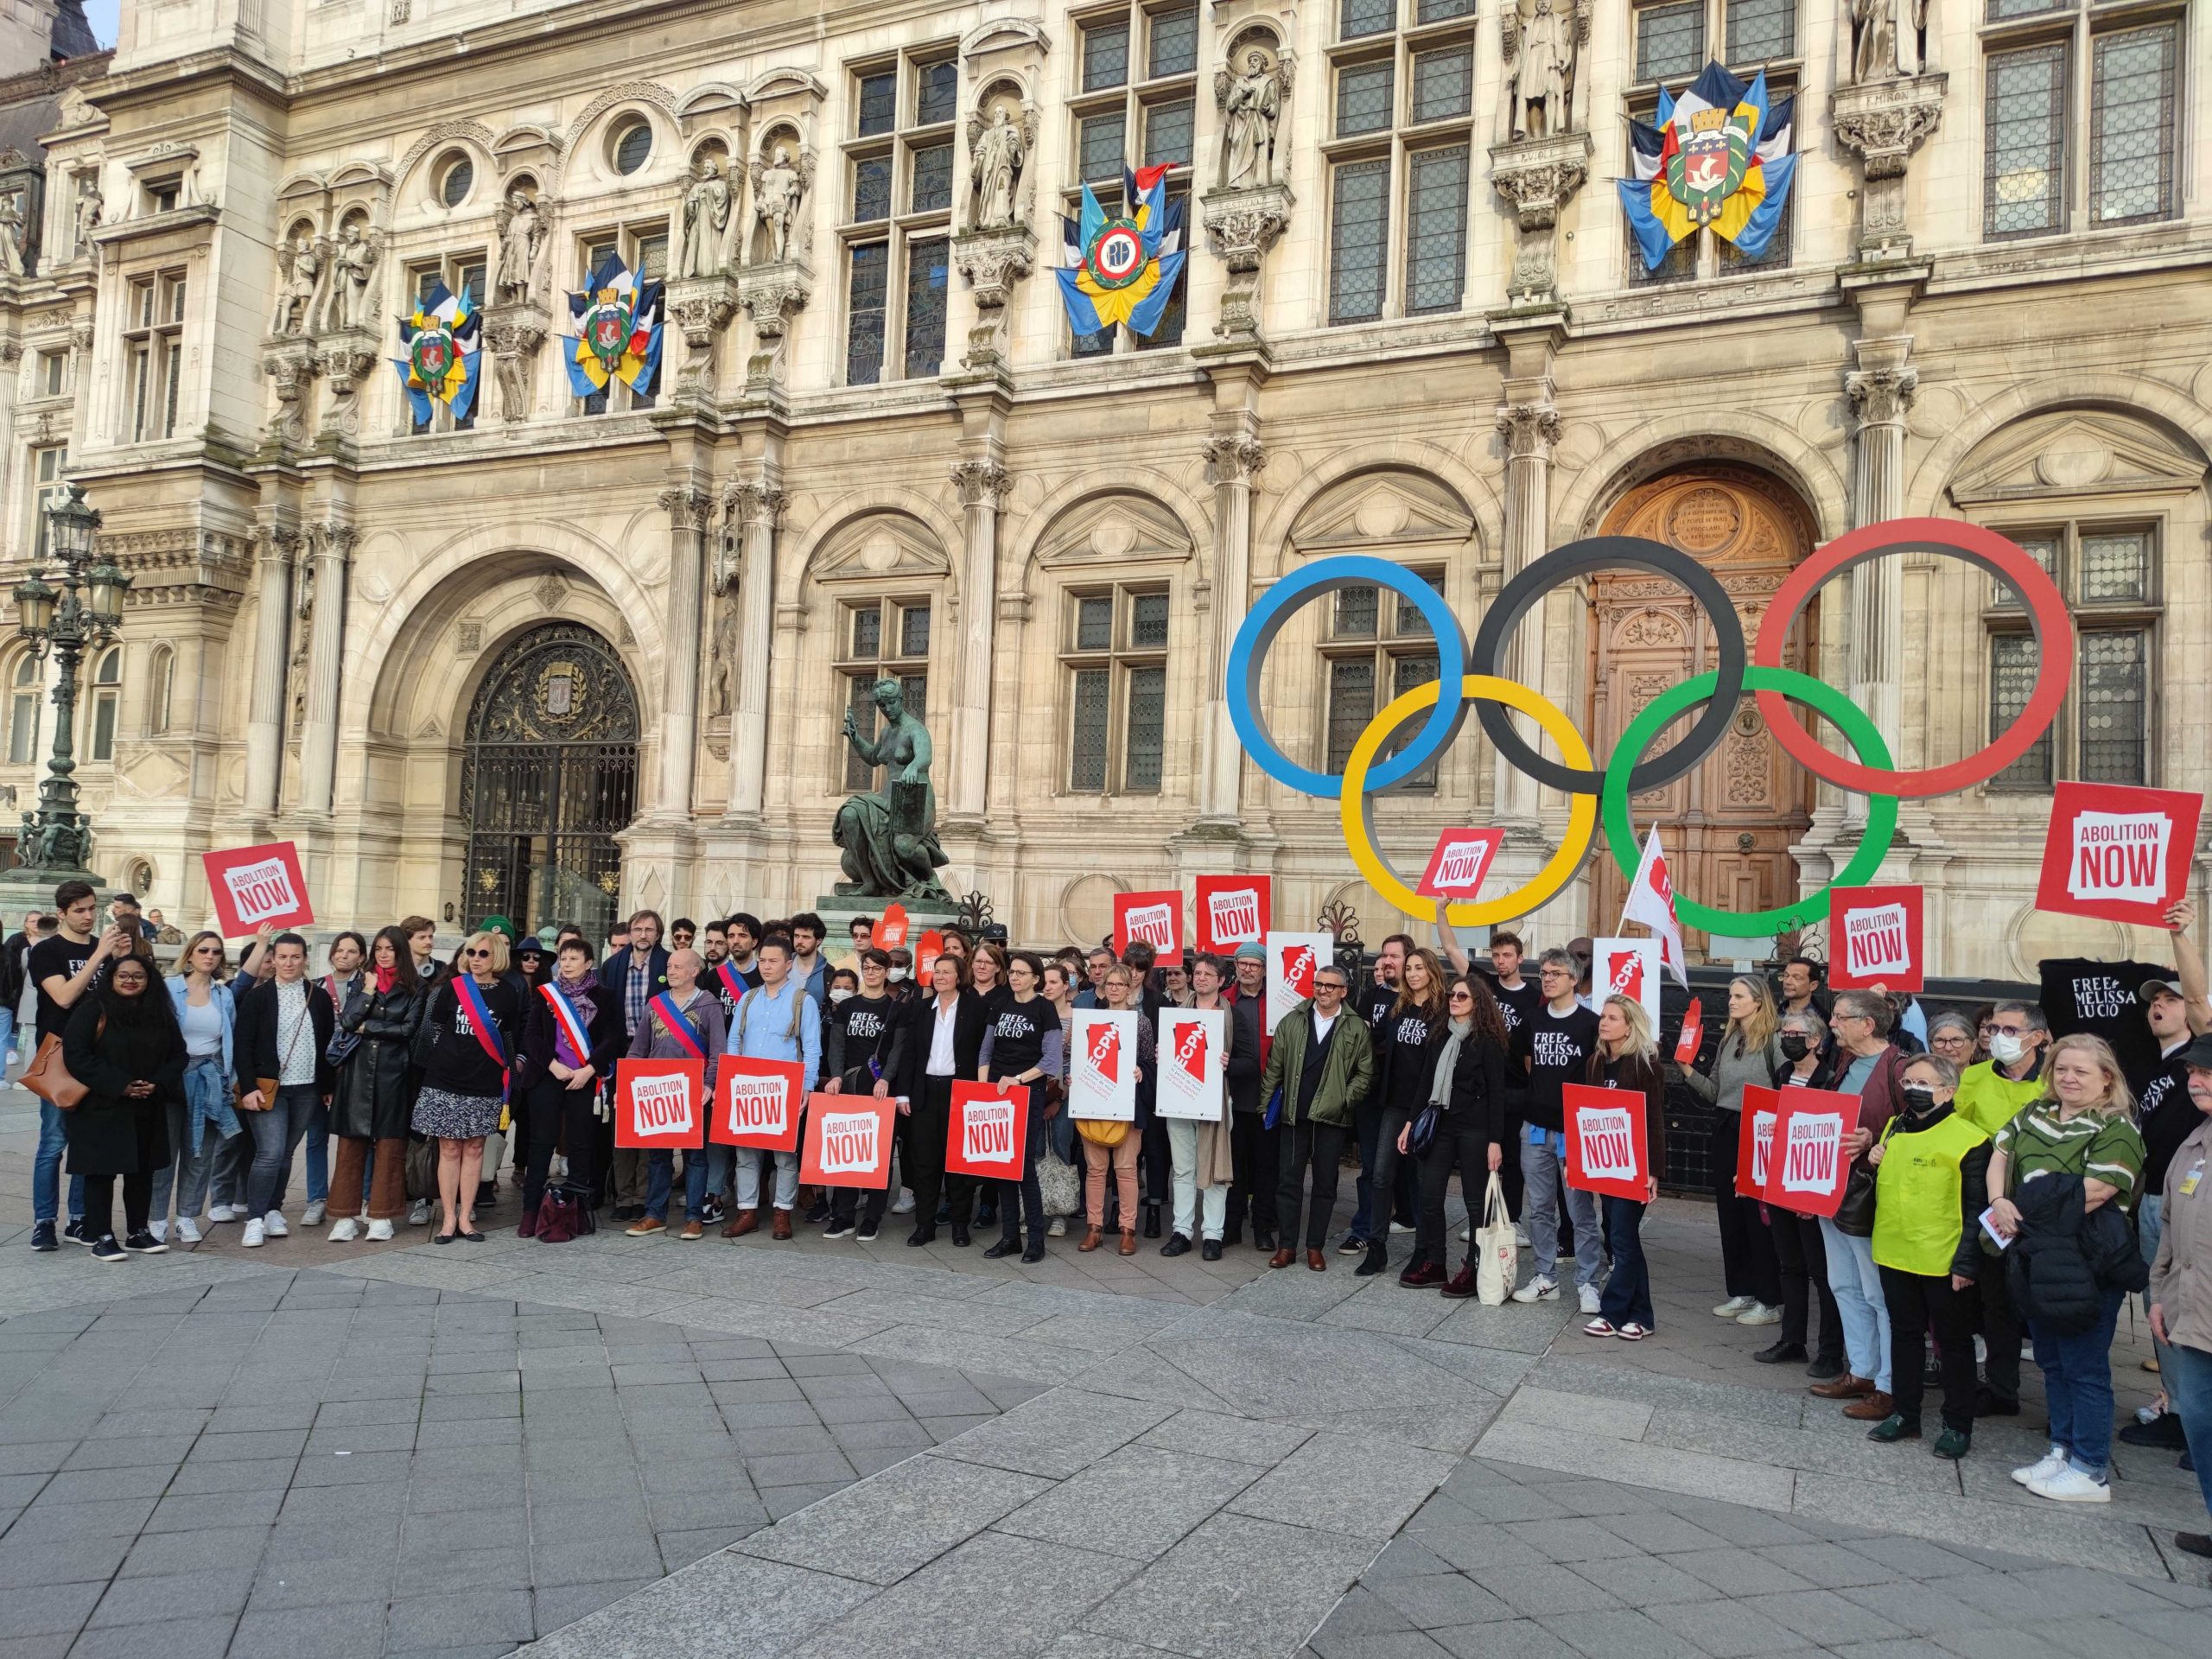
[1202,436,1266,486]
[1490,130,1592,308]
[737,258,812,391]
[1199,183,1293,342]
[1845,364,1918,428]
[657,486,715,532]
[1832,73,1947,263]
[260,336,319,448]
[950,459,1013,510]
[313,327,379,440]
[481,302,550,424]
[1495,403,1562,460]
[662,275,740,399]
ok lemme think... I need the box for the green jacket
[1257,1000,1375,1128]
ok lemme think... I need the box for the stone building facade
[0,0,2202,978]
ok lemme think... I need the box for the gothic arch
[1557,421,1849,546]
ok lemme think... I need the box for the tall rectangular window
[1328,161,1389,325]
[122,272,185,442]
[902,237,949,379]
[1145,97,1195,166]
[1149,5,1198,77]
[1323,570,1442,785]
[1062,587,1171,794]
[910,143,954,213]
[837,600,931,790]
[1080,111,1128,181]
[1404,146,1469,315]
[842,50,959,385]
[846,242,889,385]
[915,60,959,126]
[1084,21,1131,90]
[856,72,898,136]
[1985,43,2068,238]
[2089,22,2178,226]
[29,445,63,557]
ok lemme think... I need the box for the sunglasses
[466,948,493,959]
[1450,989,1473,1001]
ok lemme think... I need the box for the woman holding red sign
[411,931,524,1243]
[1582,995,1667,1341]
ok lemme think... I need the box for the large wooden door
[1589,467,1817,950]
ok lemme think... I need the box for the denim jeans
[2139,1195,2174,1382]
[149,1058,232,1224]
[209,1129,254,1211]
[1348,1096,1418,1243]
[2030,1287,2124,1478]
[33,1096,84,1224]
[1817,1216,1892,1393]
[1599,1196,1653,1330]
[736,1147,799,1211]
[646,1145,729,1222]
[2162,1338,2212,1518]
[1520,1131,1602,1288]
[245,1084,319,1218]
[302,1095,330,1207]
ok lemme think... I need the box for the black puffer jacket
[2007,1173,2149,1335]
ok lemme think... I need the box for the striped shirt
[1991,1102,2146,1210]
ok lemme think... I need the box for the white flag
[1618,823,1689,988]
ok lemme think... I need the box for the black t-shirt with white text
[2133,1039,2197,1192]
[1384,1007,1436,1112]
[1513,1001,1602,1132]
[827,992,898,1085]
[29,934,97,1041]
[2040,957,2166,1085]
[986,995,1054,1078]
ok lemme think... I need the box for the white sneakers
[408,1198,432,1226]
[174,1217,201,1244]
[263,1211,289,1238]
[1713,1294,1755,1319]
[2012,1446,2068,1487]
[302,1200,327,1226]
[148,1220,168,1243]
[365,1218,395,1242]
[2027,1466,2111,1503]
[327,1217,359,1243]
[892,1191,917,1215]
[1736,1302,1783,1327]
[241,1218,266,1247]
[1578,1284,1604,1315]
[1512,1275,1559,1304]
[208,1205,237,1223]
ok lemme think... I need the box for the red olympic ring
[1751,517,2073,798]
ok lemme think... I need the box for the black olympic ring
[1468,535,1750,795]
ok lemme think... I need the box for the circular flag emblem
[1086,218,1147,290]
[410,332,451,384]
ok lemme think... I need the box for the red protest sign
[202,842,314,936]
[800,1093,896,1189]
[1194,875,1269,953]
[1764,1087,1860,1217]
[1738,1085,1783,1201]
[1417,829,1504,902]
[1562,1082,1649,1202]
[945,1080,1030,1180]
[872,904,910,950]
[1673,998,1703,1065]
[1113,890,1182,958]
[916,929,944,980]
[613,1058,706,1149]
[2036,781,2203,928]
[709,1058,804,1152]
[1827,885,1924,992]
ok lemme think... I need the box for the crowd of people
[13,883,2209,1553]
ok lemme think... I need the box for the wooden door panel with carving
[1590,467,1817,946]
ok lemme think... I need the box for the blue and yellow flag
[1057,162,1186,340]
[1618,63,1796,270]
[391,280,480,423]
[563,254,664,397]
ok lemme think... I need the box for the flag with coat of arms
[1618,61,1796,270]
[563,252,664,397]
[391,279,481,424]
[1056,162,1185,339]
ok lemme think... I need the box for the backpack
[736,982,808,1047]
[534,1181,596,1243]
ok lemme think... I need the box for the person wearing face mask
[887,948,916,1000]
[1864,1055,1990,1459]
[821,949,901,1241]
[1763,1010,1847,1379]
[1952,1000,2050,1418]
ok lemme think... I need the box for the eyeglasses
[465,948,493,959]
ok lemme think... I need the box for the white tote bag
[1474,1173,1517,1306]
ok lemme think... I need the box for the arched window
[7,655,40,765]
[147,645,174,735]
[87,647,119,761]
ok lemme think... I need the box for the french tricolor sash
[651,991,707,1060]
[539,982,592,1067]
[714,960,748,1009]
[454,975,510,1091]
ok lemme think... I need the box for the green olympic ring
[1602,667,1898,936]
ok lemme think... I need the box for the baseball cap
[2139,978,2185,1007]
[1235,942,1266,963]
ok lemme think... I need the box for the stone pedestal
[951,226,1035,371]
[1490,131,1592,313]
[260,336,317,448]
[313,327,380,442]
[1199,184,1293,342]
[738,259,812,393]
[1831,75,1947,265]
[664,274,741,400]
[481,302,550,424]
[811,894,963,942]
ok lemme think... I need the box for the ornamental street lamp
[12,484,127,879]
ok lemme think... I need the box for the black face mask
[1900,1086,1939,1115]
[1778,1034,1812,1060]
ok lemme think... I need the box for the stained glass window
[2090,23,2177,226]
[902,237,948,380]
[857,73,897,137]
[911,143,954,213]
[916,60,958,126]
[1329,161,1389,324]
[1149,6,1198,78]
[1637,2,1705,83]
[1413,48,1472,124]
[1337,61,1395,136]
[1084,21,1131,91]
[1405,145,1469,315]
[845,242,888,385]
[1986,43,2068,238]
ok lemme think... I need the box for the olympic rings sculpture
[1224,517,2075,934]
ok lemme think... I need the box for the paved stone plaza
[3,1085,2207,1659]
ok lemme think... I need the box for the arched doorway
[458,622,639,940]
[1590,465,1818,947]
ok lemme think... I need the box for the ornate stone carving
[1846,365,1918,428]
[1490,131,1591,309]
[270,232,323,336]
[724,480,790,528]
[1202,436,1266,486]
[664,276,740,398]
[1501,0,1591,140]
[481,302,550,423]
[494,189,544,304]
[317,222,379,333]
[1214,35,1293,190]
[677,156,734,279]
[658,486,715,531]
[748,139,815,265]
[313,329,380,440]
[950,460,1013,509]
[260,337,319,446]
[951,226,1036,369]
[1495,402,1562,458]
[964,89,1037,232]
[737,260,811,390]
[1199,184,1293,341]
[1832,74,1946,263]
[1849,0,1899,85]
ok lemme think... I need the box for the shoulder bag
[22,1023,94,1109]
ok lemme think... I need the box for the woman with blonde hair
[410,929,524,1243]
[1984,1032,2146,1502]
[1078,964,1151,1255]
[1583,994,1667,1340]
[1681,974,1786,1328]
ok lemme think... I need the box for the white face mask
[830,988,854,1005]
[1988,1032,2028,1065]
[888,967,907,982]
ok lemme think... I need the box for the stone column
[242,526,298,821]
[654,486,714,818]
[947,459,1010,821]
[1841,355,1917,829]
[1199,435,1264,822]
[297,521,354,816]
[1491,397,1561,830]
[721,480,785,820]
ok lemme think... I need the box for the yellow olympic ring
[1339,674,1598,927]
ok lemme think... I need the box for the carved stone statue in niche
[965,99,1035,230]
[678,155,732,278]
[0,194,25,278]
[707,593,738,717]
[270,233,322,336]
[1503,0,1590,140]
[1216,42,1293,189]
[1851,0,1898,83]
[750,142,810,264]
[494,189,543,302]
[72,178,100,255]
[322,222,378,331]
[286,561,316,734]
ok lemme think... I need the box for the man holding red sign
[620,950,726,1239]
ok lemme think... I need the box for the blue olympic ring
[1227,556,1468,795]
